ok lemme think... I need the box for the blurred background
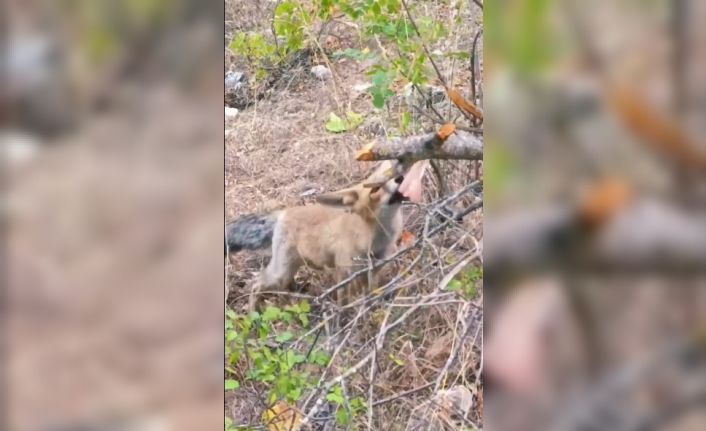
[3,0,224,430]
[484,1,706,430]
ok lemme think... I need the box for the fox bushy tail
[225,213,277,255]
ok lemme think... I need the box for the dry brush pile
[225,1,484,429]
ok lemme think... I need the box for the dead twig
[356,130,483,162]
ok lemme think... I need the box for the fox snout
[383,175,407,204]
[388,190,408,205]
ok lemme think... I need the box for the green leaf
[288,386,302,401]
[372,91,386,109]
[298,314,309,327]
[370,70,389,87]
[225,416,234,431]
[280,311,293,323]
[225,379,240,390]
[286,350,306,369]
[310,349,331,367]
[299,300,310,313]
[262,306,281,322]
[345,110,364,129]
[325,112,347,133]
[462,266,483,283]
[389,353,405,366]
[351,396,367,413]
[327,392,344,405]
[229,33,247,53]
[446,279,462,291]
[400,110,411,132]
[335,408,350,425]
[386,0,401,13]
[276,331,294,343]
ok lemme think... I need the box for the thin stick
[372,381,436,407]
[470,29,483,106]
[401,0,447,87]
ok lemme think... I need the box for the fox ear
[316,190,359,207]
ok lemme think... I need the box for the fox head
[316,175,406,221]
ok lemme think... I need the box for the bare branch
[485,199,706,276]
[357,130,483,162]
[470,28,483,107]
[401,0,447,87]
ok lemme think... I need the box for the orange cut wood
[578,178,632,230]
[356,142,375,161]
[437,123,456,141]
[447,88,483,119]
[607,85,706,171]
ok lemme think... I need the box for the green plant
[224,298,373,427]
[228,0,311,79]
[273,0,311,53]
[229,0,456,110]
[326,384,367,426]
[325,110,364,132]
[225,302,332,405]
[446,265,481,299]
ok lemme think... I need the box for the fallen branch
[372,382,436,407]
[356,130,483,162]
[484,198,706,276]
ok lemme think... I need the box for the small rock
[311,65,332,80]
[353,82,372,92]
[225,107,239,118]
[300,188,319,197]
[351,82,372,98]
[429,85,446,104]
[436,385,475,418]
[405,385,475,431]
[224,70,245,91]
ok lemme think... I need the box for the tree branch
[356,130,483,162]
[484,199,706,277]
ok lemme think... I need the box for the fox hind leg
[249,231,300,310]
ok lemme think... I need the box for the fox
[226,161,426,306]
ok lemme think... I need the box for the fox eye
[369,185,381,193]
